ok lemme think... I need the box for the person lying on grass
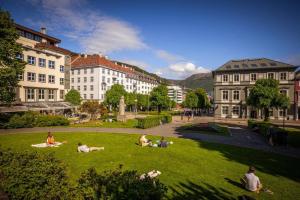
[77,142,104,153]
[240,166,262,193]
[139,135,152,147]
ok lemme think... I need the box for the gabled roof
[35,43,75,56]
[215,58,296,72]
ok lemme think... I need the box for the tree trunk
[264,107,269,121]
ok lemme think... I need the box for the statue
[117,96,126,122]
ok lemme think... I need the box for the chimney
[40,27,46,34]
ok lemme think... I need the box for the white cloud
[27,0,147,54]
[155,49,184,63]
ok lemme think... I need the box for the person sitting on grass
[158,136,168,148]
[240,166,262,193]
[46,132,55,145]
[139,135,152,147]
[77,143,104,153]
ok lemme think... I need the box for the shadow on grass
[169,180,235,200]
[174,127,300,183]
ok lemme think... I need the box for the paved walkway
[0,117,299,158]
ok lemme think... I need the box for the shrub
[208,122,230,135]
[0,148,78,199]
[247,120,271,136]
[5,111,37,128]
[137,115,172,129]
[36,115,70,127]
[77,166,167,200]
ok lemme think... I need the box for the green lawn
[0,132,299,199]
[285,127,300,148]
[69,119,138,128]
[177,123,230,136]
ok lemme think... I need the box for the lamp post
[135,99,138,117]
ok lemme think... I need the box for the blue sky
[2,0,300,79]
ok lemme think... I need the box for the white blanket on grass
[140,170,161,180]
[31,142,62,148]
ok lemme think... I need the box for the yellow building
[7,24,74,113]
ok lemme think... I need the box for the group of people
[45,132,104,152]
[138,135,172,148]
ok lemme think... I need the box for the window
[39,58,46,67]
[60,90,64,99]
[279,109,285,117]
[48,75,55,83]
[25,32,34,40]
[102,68,105,74]
[280,89,288,96]
[233,90,240,101]
[77,86,80,91]
[38,74,46,82]
[48,90,54,100]
[77,77,80,83]
[102,76,105,82]
[107,78,110,83]
[16,53,23,60]
[84,69,87,74]
[90,68,94,73]
[71,86,74,89]
[18,73,24,81]
[84,77,87,83]
[250,73,257,81]
[90,85,94,91]
[268,73,274,79]
[101,83,106,91]
[60,65,64,72]
[71,78,74,83]
[222,106,229,115]
[90,77,94,82]
[108,70,110,75]
[280,72,287,81]
[60,78,64,85]
[84,85,87,91]
[48,60,55,69]
[83,94,87,99]
[269,109,274,117]
[71,70,74,75]
[101,94,104,99]
[90,94,94,99]
[27,88,35,100]
[233,74,240,82]
[27,56,36,65]
[38,89,45,100]
[27,72,36,81]
[77,69,80,75]
[232,106,240,116]
[222,90,229,101]
[222,74,228,82]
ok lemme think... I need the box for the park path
[0,117,299,158]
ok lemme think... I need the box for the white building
[70,54,158,101]
[167,85,185,104]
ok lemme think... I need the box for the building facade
[213,58,298,120]
[295,71,300,120]
[70,54,158,101]
[167,85,185,104]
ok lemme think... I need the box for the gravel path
[0,118,299,158]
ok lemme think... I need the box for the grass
[177,123,230,136]
[0,132,299,199]
[284,127,300,148]
[69,119,138,128]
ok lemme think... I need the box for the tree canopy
[184,91,198,109]
[150,85,170,113]
[0,9,26,104]
[194,88,210,108]
[65,89,81,106]
[247,79,290,121]
[80,100,103,120]
[104,84,127,110]
[137,94,149,111]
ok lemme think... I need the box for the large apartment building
[0,24,74,113]
[213,58,298,120]
[70,54,158,101]
[167,85,185,104]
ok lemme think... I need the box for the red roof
[71,54,134,74]
[35,43,75,55]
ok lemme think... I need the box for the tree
[170,100,177,109]
[194,88,210,109]
[274,94,290,128]
[247,79,285,121]
[80,100,102,120]
[184,91,198,109]
[104,84,127,111]
[125,92,136,112]
[65,89,81,106]
[0,9,26,104]
[150,85,170,113]
[137,94,149,111]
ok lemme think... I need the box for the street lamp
[134,99,138,117]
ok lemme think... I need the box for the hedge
[208,122,231,135]
[247,120,271,136]
[137,114,172,129]
[5,112,69,129]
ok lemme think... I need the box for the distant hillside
[167,73,213,92]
